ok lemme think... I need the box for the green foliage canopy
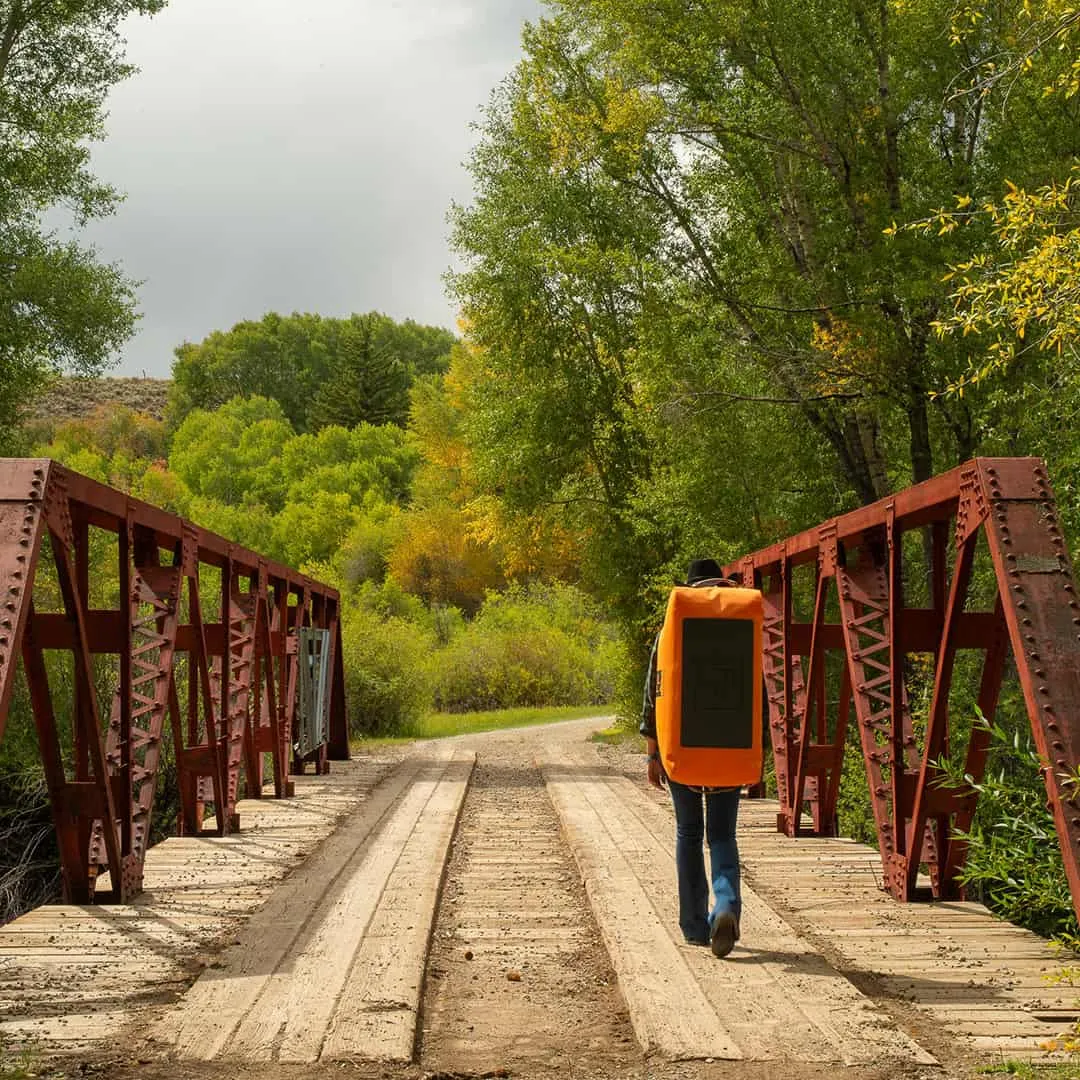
[0,0,164,445]
[166,396,421,566]
[168,312,456,433]
[451,0,1080,527]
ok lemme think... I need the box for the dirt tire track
[419,741,637,1077]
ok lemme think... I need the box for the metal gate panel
[296,627,331,760]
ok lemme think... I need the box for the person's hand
[647,756,666,790]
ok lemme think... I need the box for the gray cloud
[76,0,543,376]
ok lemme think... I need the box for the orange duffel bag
[655,585,764,788]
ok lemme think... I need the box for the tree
[168,312,456,432]
[307,315,412,430]
[0,0,164,443]
[408,355,585,580]
[453,1,1079,513]
[904,173,1080,392]
[449,70,673,627]
[387,504,505,614]
[168,313,329,433]
[169,396,294,509]
[164,395,421,566]
[896,3,1080,391]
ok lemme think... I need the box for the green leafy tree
[168,313,328,433]
[453,1,1079,511]
[449,73,672,628]
[168,312,456,432]
[169,396,293,508]
[892,4,1080,393]
[0,0,165,445]
[165,396,420,566]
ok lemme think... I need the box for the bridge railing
[726,457,1080,921]
[0,459,349,903]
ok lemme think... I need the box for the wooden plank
[733,795,1074,1058]
[539,749,742,1061]
[160,750,440,1060]
[319,752,474,1062]
[0,755,399,1053]
[582,764,934,1067]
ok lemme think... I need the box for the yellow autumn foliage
[387,504,504,613]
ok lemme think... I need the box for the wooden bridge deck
[0,719,1076,1076]
[739,801,1079,1057]
[0,753,402,1049]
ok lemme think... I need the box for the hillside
[30,377,172,424]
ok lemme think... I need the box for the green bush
[836,738,877,847]
[433,624,589,711]
[340,605,435,736]
[938,711,1079,940]
[430,582,622,712]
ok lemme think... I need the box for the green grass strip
[352,703,614,750]
[417,703,613,738]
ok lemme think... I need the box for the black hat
[686,558,725,584]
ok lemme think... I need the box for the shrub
[338,503,407,585]
[340,605,435,736]
[433,624,589,711]
[937,711,1079,940]
[430,582,622,712]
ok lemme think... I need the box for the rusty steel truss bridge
[1,456,1080,924]
[0,459,348,905]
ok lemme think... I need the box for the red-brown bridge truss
[726,457,1080,921]
[0,459,348,904]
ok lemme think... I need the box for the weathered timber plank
[319,751,474,1062]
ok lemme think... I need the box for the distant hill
[31,377,172,424]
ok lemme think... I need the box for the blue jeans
[668,780,741,943]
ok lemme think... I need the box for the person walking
[641,558,742,958]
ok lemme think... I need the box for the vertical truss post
[94,525,182,898]
[327,604,349,762]
[760,561,793,830]
[791,547,830,835]
[886,505,905,877]
[46,476,125,901]
[270,578,292,775]
[835,534,907,895]
[244,563,293,797]
[979,459,1080,911]
[0,463,47,743]
[287,586,310,772]
[173,526,230,837]
[72,512,93,867]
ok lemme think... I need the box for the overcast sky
[79,0,542,377]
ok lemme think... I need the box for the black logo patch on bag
[680,617,753,749]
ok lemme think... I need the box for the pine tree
[307,317,411,430]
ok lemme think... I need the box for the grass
[978,1061,1080,1078]
[352,703,615,750]
[590,722,641,748]
[0,1039,40,1079]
